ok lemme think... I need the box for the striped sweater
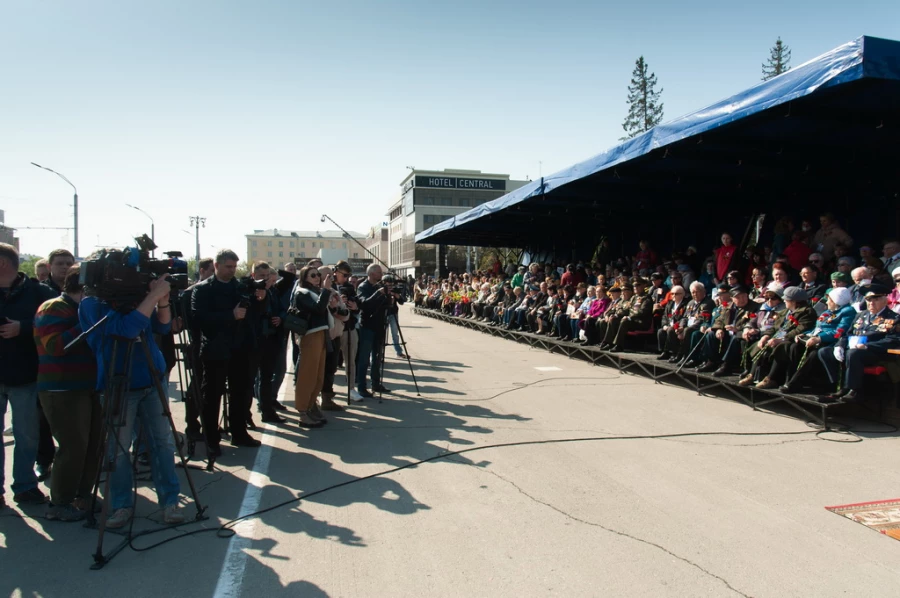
[33,294,97,391]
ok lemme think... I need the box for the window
[267,251,272,257]
[353,253,358,258]
[342,242,347,249]
[289,252,294,257]
[279,251,283,257]
[267,240,272,247]
[459,199,470,207]
[289,241,295,248]
[252,240,257,246]
[278,241,283,247]
[300,241,305,248]
[440,198,452,206]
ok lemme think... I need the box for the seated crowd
[414,213,900,405]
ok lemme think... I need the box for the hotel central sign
[412,176,506,191]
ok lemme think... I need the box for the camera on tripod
[381,274,408,299]
[79,234,189,305]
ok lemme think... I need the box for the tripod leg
[393,319,420,396]
[138,335,207,520]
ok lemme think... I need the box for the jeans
[356,327,384,392]
[105,388,180,510]
[0,382,39,496]
[388,314,402,355]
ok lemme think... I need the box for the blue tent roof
[416,36,900,248]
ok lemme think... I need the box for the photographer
[335,261,363,404]
[385,274,407,358]
[179,257,214,441]
[191,250,264,454]
[270,263,297,401]
[291,265,334,427]
[79,269,185,529]
[250,262,285,424]
[355,264,393,397]
[34,265,100,521]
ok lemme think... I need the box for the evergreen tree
[621,56,664,140]
[762,37,792,81]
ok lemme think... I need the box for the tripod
[86,330,208,569]
[170,299,218,471]
[378,306,421,401]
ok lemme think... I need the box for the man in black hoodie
[0,243,56,508]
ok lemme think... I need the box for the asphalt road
[3,305,900,597]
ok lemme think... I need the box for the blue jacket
[79,296,171,391]
[812,305,858,347]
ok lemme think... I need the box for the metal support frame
[411,308,875,428]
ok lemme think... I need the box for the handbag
[283,307,309,336]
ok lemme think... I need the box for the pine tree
[621,56,664,140]
[762,37,792,81]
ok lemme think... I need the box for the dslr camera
[80,234,188,305]
[237,276,268,308]
[381,273,408,299]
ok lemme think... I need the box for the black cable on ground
[61,377,900,562]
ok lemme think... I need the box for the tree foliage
[622,56,664,140]
[762,37,792,81]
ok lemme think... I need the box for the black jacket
[0,273,56,385]
[292,286,333,333]
[191,277,263,360]
[358,279,388,330]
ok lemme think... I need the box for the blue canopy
[416,36,900,251]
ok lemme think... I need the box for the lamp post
[189,216,206,265]
[125,203,155,257]
[30,162,79,258]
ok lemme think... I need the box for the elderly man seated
[656,285,686,361]
[603,277,653,353]
[817,284,900,403]
[696,285,760,377]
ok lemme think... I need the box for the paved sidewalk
[3,306,900,597]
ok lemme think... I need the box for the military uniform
[656,299,687,355]
[698,288,760,373]
[596,289,632,348]
[604,280,653,350]
[818,305,900,398]
[669,296,715,361]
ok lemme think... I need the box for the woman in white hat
[778,287,857,393]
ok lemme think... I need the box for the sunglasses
[308,272,320,278]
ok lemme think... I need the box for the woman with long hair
[292,265,335,428]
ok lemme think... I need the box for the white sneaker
[349,390,365,403]
[105,507,134,529]
[163,505,185,524]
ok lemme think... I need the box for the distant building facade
[0,210,19,250]
[245,228,365,267]
[388,169,527,278]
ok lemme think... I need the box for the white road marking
[212,428,275,598]
[534,366,562,372]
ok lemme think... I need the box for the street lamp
[125,203,155,257]
[189,216,206,265]
[31,162,79,259]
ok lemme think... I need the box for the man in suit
[817,284,900,403]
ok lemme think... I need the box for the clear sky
[2,0,898,261]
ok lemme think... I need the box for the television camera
[79,234,189,305]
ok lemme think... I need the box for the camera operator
[355,264,394,398]
[179,257,214,441]
[250,262,286,424]
[79,269,185,528]
[191,250,264,454]
[384,274,407,358]
[33,265,101,521]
